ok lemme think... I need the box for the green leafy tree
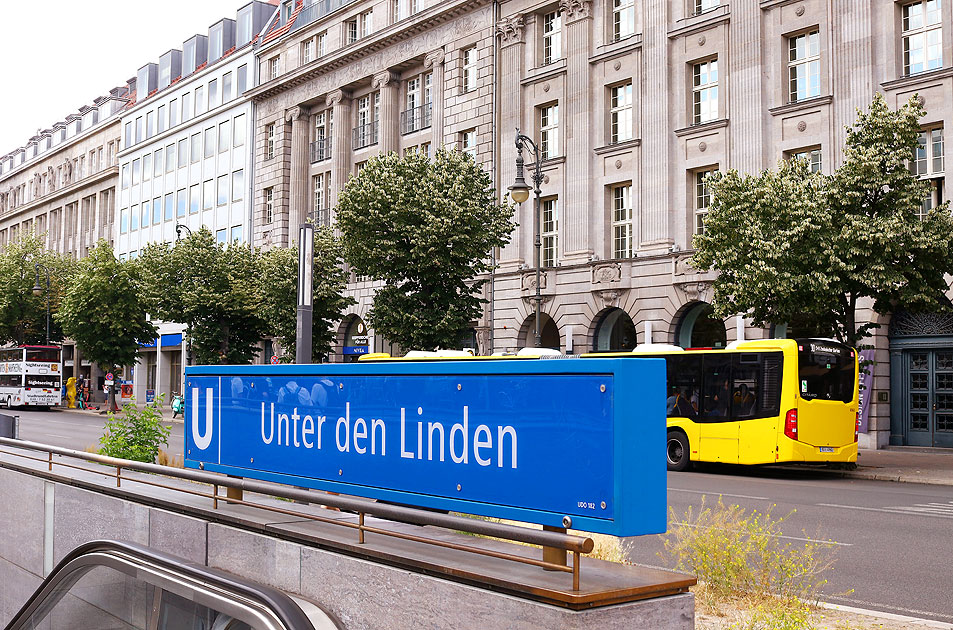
[56,240,157,411]
[336,149,515,350]
[0,232,74,345]
[691,94,953,348]
[138,228,266,365]
[259,227,354,362]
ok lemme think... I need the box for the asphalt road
[8,409,953,623]
[626,465,953,624]
[11,407,185,461]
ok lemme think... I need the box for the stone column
[286,105,310,244]
[641,0,670,245]
[424,49,446,148]
[495,13,526,270]
[327,89,351,215]
[374,71,399,155]
[155,335,163,402]
[560,0,593,263]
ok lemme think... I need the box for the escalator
[5,540,342,630]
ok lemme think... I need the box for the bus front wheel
[666,431,691,472]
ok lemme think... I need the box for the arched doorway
[342,315,369,362]
[593,308,637,352]
[677,303,727,349]
[521,313,560,350]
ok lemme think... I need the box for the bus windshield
[25,348,59,362]
[796,339,855,403]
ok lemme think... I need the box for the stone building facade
[0,87,131,394]
[251,0,953,449]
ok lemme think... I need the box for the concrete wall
[0,466,693,630]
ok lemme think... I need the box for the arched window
[677,303,727,349]
[593,308,637,352]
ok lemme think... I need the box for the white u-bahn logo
[191,387,214,450]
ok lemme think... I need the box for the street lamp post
[31,263,51,345]
[508,128,544,348]
[296,221,315,364]
[174,223,193,364]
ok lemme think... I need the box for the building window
[313,173,329,225]
[189,184,200,214]
[913,127,945,218]
[694,0,718,14]
[354,93,380,148]
[609,82,633,144]
[788,31,820,102]
[232,169,244,202]
[231,226,243,244]
[169,99,178,127]
[166,144,175,172]
[692,58,719,124]
[234,114,246,147]
[209,79,219,109]
[143,154,152,181]
[204,127,216,159]
[269,57,280,80]
[903,0,942,76]
[216,228,227,244]
[694,169,715,234]
[360,10,373,38]
[182,92,192,122]
[541,198,558,267]
[135,117,144,143]
[195,86,205,116]
[462,46,478,92]
[131,204,139,231]
[401,73,432,133]
[120,207,129,233]
[302,38,315,64]
[157,105,166,133]
[612,0,636,41]
[217,174,229,206]
[177,188,187,217]
[191,133,201,163]
[132,158,141,185]
[219,121,230,153]
[542,11,561,66]
[141,201,150,228]
[539,104,559,159]
[460,128,477,157]
[163,193,173,221]
[347,19,358,44]
[238,65,248,93]
[266,123,276,159]
[154,149,163,177]
[410,0,420,14]
[203,179,214,210]
[789,147,823,173]
[222,72,233,103]
[263,187,274,223]
[317,32,328,56]
[611,184,633,259]
[121,163,130,189]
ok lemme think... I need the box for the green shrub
[99,395,171,463]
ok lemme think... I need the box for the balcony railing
[352,121,379,149]
[291,0,359,33]
[310,137,332,163]
[399,103,433,135]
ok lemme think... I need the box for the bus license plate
[818,447,834,453]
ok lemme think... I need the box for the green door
[906,350,953,447]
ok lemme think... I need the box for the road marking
[44,434,72,439]
[818,502,953,520]
[669,488,769,500]
[669,521,851,546]
[823,594,953,624]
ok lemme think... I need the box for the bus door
[698,354,739,464]
[737,352,784,465]
[795,340,857,448]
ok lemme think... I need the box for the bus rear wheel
[667,431,691,472]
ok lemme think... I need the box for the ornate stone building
[251,0,953,449]
[0,85,131,394]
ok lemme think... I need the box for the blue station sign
[184,357,666,536]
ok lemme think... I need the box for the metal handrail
[351,121,379,149]
[399,103,433,134]
[0,437,594,590]
[310,137,332,162]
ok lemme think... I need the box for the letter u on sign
[191,387,214,450]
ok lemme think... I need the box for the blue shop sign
[184,358,666,536]
[343,345,369,355]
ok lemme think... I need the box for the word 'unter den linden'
[260,402,518,468]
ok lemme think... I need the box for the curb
[837,469,953,487]
[817,601,953,629]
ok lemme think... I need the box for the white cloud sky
[0,0,266,154]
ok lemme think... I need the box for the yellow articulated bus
[360,338,860,472]
[588,338,859,471]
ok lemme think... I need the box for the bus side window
[666,355,701,419]
[731,354,760,419]
[701,354,732,421]
[760,353,783,417]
